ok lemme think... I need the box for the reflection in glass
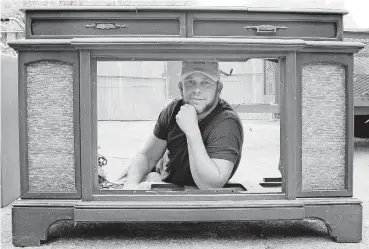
[97,60,281,193]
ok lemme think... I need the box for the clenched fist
[176,104,198,135]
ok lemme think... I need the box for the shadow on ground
[45,220,328,244]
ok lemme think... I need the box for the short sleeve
[205,119,243,164]
[153,108,169,140]
[153,99,180,140]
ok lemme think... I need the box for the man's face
[181,72,219,115]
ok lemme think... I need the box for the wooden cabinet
[26,10,186,38]
[8,6,364,247]
[25,7,343,40]
[188,12,342,40]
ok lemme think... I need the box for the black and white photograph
[1,0,368,248]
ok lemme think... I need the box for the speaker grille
[26,61,76,193]
[301,63,346,191]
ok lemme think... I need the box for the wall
[97,60,277,121]
[97,61,167,121]
[1,53,20,207]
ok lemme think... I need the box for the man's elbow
[196,176,228,190]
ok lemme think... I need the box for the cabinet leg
[305,203,362,243]
[12,206,73,247]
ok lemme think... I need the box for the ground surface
[1,121,368,248]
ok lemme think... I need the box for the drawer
[27,11,185,38]
[188,12,342,40]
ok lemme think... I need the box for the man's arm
[123,134,167,189]
[176,104,238,189]
[186,128,234,189]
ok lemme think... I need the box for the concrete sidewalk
[1,136,368,249]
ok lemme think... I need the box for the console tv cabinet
[8,6,364,246]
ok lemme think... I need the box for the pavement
[1,121,368,248]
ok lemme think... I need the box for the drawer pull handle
[84,23,128,30]
[244,25,288,33]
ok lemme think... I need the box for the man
[111,61,244,190]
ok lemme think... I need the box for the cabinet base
[12,198,362,246]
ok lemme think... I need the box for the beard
[184,94,219,115]
[180,83,221,117]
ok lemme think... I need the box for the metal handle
[84,22,128,30]
[244,25,288,33]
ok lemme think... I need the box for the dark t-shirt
[153,98,244,187]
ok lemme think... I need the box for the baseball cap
[180,61,220,82]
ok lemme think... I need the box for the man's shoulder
[164,98,183,111]
[158,98,183,123]
[217,99,242,123]
[159,98,183,117]
[203,99,243,136]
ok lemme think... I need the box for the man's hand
[176,104,198,135]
